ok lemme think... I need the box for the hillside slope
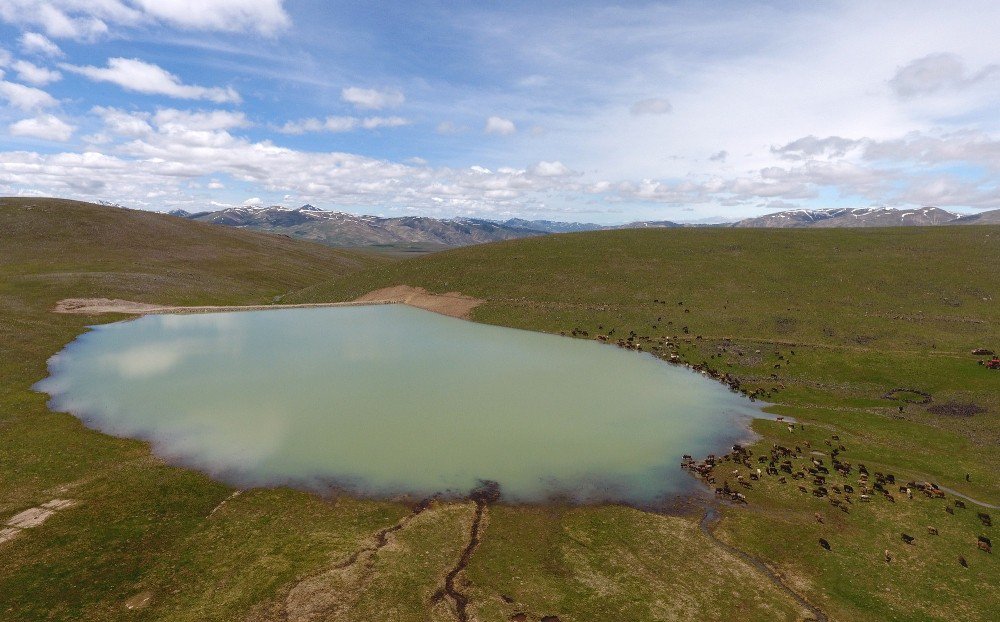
[3,203,997,622]
[0,198,393,621]
[287,225,1000,619]
[1,198,380,311]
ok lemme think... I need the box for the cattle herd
[564,313,994,569]
[681,430,993,566]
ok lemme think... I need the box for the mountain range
[168,205,1000,248]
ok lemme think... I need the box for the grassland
[2,198,997,621]
[288,225,999,621]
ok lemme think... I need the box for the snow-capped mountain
[732,206,960,228]
[167,204,997,249]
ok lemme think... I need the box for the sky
[2,1,1000,223]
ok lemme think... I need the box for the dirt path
[433,482,501,622]
[699,506,829,622]
[274,500,433,622]
[935,486,999,509]
[53,298,395,315]
[53,286,484,320]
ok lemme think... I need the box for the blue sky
[2,1,1000,223]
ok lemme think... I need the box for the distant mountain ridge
[731,206,962,228]
[168,204,1000,248]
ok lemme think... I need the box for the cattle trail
[334,497,433,571]
[699,506,828,622]
[275,499,433,622]
[433,481,501,622]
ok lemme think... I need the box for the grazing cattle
[884,549,892,563]
[815,512,824,524]
[798,485,809,494]
[819,538,831,551]
[978,512,992,527]
[927,526,938,536]
[959,555,968,568]
[844,484,854,494]
[901,533,915,545]
[978,541,992,554]
[860,494,871,502]
[946,506,955,515]
[979,535,992,548]
[955,500,966,509]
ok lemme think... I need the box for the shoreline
[52,285,485,320]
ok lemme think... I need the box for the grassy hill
[2,200,997,621]
[0,198,394,621]
[288,225,1000,621]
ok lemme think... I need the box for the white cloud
[484,116,516,135]
[277,115,409,134]
[0,1,113,40]
[0,48,10,67]
[0,1,288,39]
[772,136,862,159]
[207,179,224,189]
[341,86,404,110]
[361,116,409,129]
[12,60,62,85]
[92,106,154,137]
[276,117,326,134]
[62,58,240,103]
[0,80,58,109]
[0,118,585,214]
[9,113,74,141]
[528,161,573,177]
[242,197,263,206]
[889,53,1000,98]
[436,120,466,135]
[131,0,290,36]
[153,108,249,131]
[323,116,357,132]
[629,97,672,115]
[19,32,63,57]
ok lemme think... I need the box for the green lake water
[36,305,763,503]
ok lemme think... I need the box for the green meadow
[2,198,997,621]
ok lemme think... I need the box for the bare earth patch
[53,287,483,320]
[353,285,484,319]
[124,591,153,611]
[52,298,393,315]
[2,499,79,547]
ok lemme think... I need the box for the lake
[35,305,763,504]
